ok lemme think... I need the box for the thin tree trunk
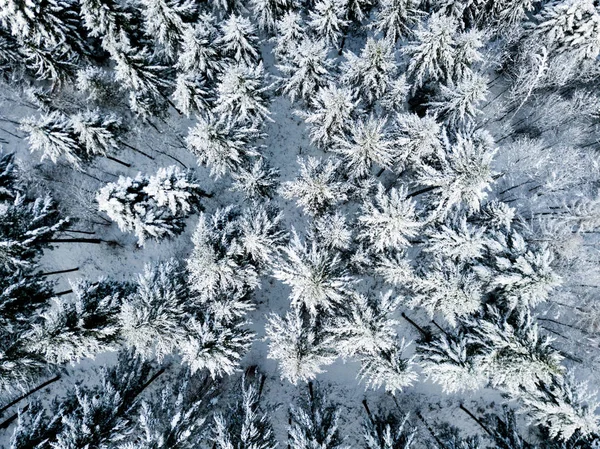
[54,289,73,296]
[118,141,155,160]
[106,155,131,167]
[407,185,438,198]
[362,399,374,424]
[48,238,115,244]
[64,229,96,235]
[39,267,79,277]
[401,312,430,338]
[459,404,492,436]
[0,404,28,429]
[0,375,61,416]
[416,411,444,448]
[308,381,314,402]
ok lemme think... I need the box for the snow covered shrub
[97,165,205,245]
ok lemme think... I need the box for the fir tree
[359,340,417,395]
[249,0,294,32]
[341,37,397,104]
[373,251,414,287]
[428,72,488,127]
[212,373,277,449]
[280,157,349,216]
[214,62,270,127]
[172,72,211,117]
[358,184,421,252]
[97,166,204,245]
[333,116,396,178]
[177,16,222,79]
[403,13,458,88]
[69,110,123,158]
[393,113,442,170]
[299,83,359,149]
[411,258,483,327]
[186,114,259,179]
[79,0,133,51]
[230,158,280,199]
[308,0,348,46]
[370,0,422,42]
[329,291,400,358]
[288,385,347,449]
[424,217,488,263]
[265,309,336,384]
[0,151,18,202]
[311,212,352,251]
[277,38,334,102]
[273,231,355,316]
[219,14,260,66]
[272,11,304,58]
[363,411,416,449]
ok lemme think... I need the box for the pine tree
[119,260,187,361]
[265,309,336,384]
[341,38,397,104]
[137,0,195,59]
[418,330,487,394]
[308,0,348,46]
[452,30,484,82]
[473,232,562,310]
[437,426,482,449]
[403,13,458,88]
[186,114,259,179]
[424,217,488,263]
[299,83,359,149]
[373,251,414,287]
[0,194,69,270]
[333,117,397,178]
[214,62,270,127]
[249,0,293,32]
[273,231,355,316]
[428,73,488,127]
[97,166,204,245]
[520,375,600,441]
[393,113,442,170]
[359,340,417,395]
[363,411,416,449]
[230,158,279,199]
[288,385,347,449]
[20,112,82,168]
[417,130,496,219]
[219,14,260,66]
[177,16,222,79]
[311,212,352,251]
[277,38,334,102]
[69,110,123,158]
[187,207,260,303]
[212,373,277,449]
[358,184,421,252]
[370,0,422,42]
[380,76,410,113]
[530,0,600,62]
[0,151,18,202]
[411,258,482,327]
[329,291,400,358]
[79,0,133,51]
[280,157,349,216]
[172,72,211,117]
[272,11,304,58]
[27,279,125,364]
[469,307,564,393]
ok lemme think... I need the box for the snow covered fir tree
[0,0,600,447]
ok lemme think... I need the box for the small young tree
[272,11,304,58]
[273,231,355,316]
[308,0,348,46]
[299,84,359,149]
[172,72,211,117]
[341,37,397,104]
[424,217,488,263]
[288,385,347,449]
[265,309,336,384]
[219,13,260,65]
[249,0,293,32]
[311,212,352,251]
[277,38,334,102]
[370,0,422,42]
[97,166,204,245]
[186,114,259,179]
[333,117,397,178]
[177,16,222,79]
[280,157,349,216]
[69,110,123,158]
[358,184,421,252]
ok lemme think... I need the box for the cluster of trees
[1,0,600,446]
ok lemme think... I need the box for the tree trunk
[0,375,61,416]
[63,229,96,235]
[0,404,28,429]
[39,267,79,277]
[459,404,492,436]
[118,141,155,160]
[407,185,438,198]
[48,238,116,244]
[362,399,374,424]
[106,155,131,167]
[416,411,445,448]
[401,312,430,339]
